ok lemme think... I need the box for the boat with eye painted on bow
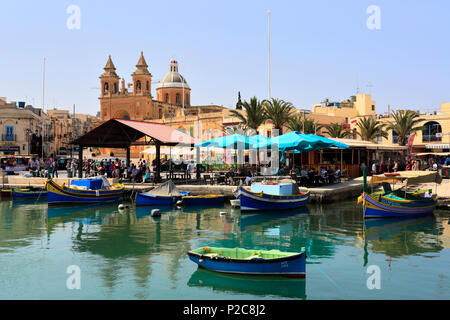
[187,246,306,278]
[233,179,310,211]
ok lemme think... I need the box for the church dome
[157,59,190,90]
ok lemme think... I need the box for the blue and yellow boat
[359,171,441,218]
[188,246,306,278]
[233,180,310,211]
[182,194,225,206]
[45,178,124,205]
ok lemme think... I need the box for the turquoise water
[0,199,449,299]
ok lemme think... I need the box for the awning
[370,171,442,185]
[426,144,450,149]
[415,152,450,156]
[330,138,407,150]
[71,118,197,147]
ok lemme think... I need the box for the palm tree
[356,117,388,142]
[286,115,323,134]
[262,98,294,135]
[324,123,351,138]
[229,97,266,134]
[385,110,425,146]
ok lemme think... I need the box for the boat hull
[188,249,306,278]
[234,186,310,211]
[45,179,124,205]
[183,195,225,206]
[12,190,47,200]
[362,192,437,218]
[136,193,181,206]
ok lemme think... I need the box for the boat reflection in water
[363,215,444,264]
[188,268,306,299]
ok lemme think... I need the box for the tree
[324,123,351,138]
[286,115,323,134]
[229,96,267,133]
[262,98,294,135]
[356,117,388,142]
[385,110,425,145]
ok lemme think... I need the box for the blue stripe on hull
[47,191,122,204]
[364,206,434,218]
[188,254,306,277]
[238,194,309,211]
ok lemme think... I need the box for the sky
[0,0,449,116]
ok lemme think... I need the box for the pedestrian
[51,159,58,178]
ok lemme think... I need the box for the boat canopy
[370,171,442,185]
[145,180,181,197]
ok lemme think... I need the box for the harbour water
[0,199,449,300]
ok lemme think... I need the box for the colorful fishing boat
[12,188,47,200]
[0,189,12,199]
[233,180,310,211]
[187,246,306,278]
[136,180,189,206]
[182,194,225,206]
[45,177,124,205]
[359,171,441,218]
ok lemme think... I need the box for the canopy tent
[71,118,198,181]
[195,134,251,149]
[258,131,349,152]
[370,171,442,185]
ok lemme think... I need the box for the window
[103,82,109,93]
[5,126,14,141]
[190,126,194,137]
[392,130,399,144]
[113,83,117,93]
[165,93,169,103]
[422,121,442,142]
[136,80,141,91]
[371,105,375,111]
[176,93,180,104]
[159,109,162,119]
[146,81,149,91]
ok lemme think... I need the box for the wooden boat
[45,178,124,205]
[12,188,47,200]
[233,180,310,211]
[360,171,441,218]
[136,180,189,206]
[182,194,225,206]
[187,246,306,278]
[0,189,12,199]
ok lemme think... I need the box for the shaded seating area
[71,119,197,182]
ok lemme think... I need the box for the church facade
[97,52,239,158]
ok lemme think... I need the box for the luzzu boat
[233,179,310,211]
[1,189,12,199]
[136,180,190,206]
[187,246,306,278]
[182,194,225,206]
[45,177,124,205]
[12,188,47,200]
[359,171,441,218]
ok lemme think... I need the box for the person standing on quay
[51,159,58,178]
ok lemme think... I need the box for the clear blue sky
[1,0,449,116]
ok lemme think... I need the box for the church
[98,52,237,158]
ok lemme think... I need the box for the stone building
[0,97,50,157]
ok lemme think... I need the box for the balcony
[2,134,17,142]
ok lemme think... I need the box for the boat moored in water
[45,177,124,205]
[12,188,47,200]
[187,246,306,278]
[359,171,441,218]
[136,180,189,206]
[233,179,310,211]
[182,194,225,206]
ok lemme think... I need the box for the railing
[2,134,16,141]
[422,135,442,142]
